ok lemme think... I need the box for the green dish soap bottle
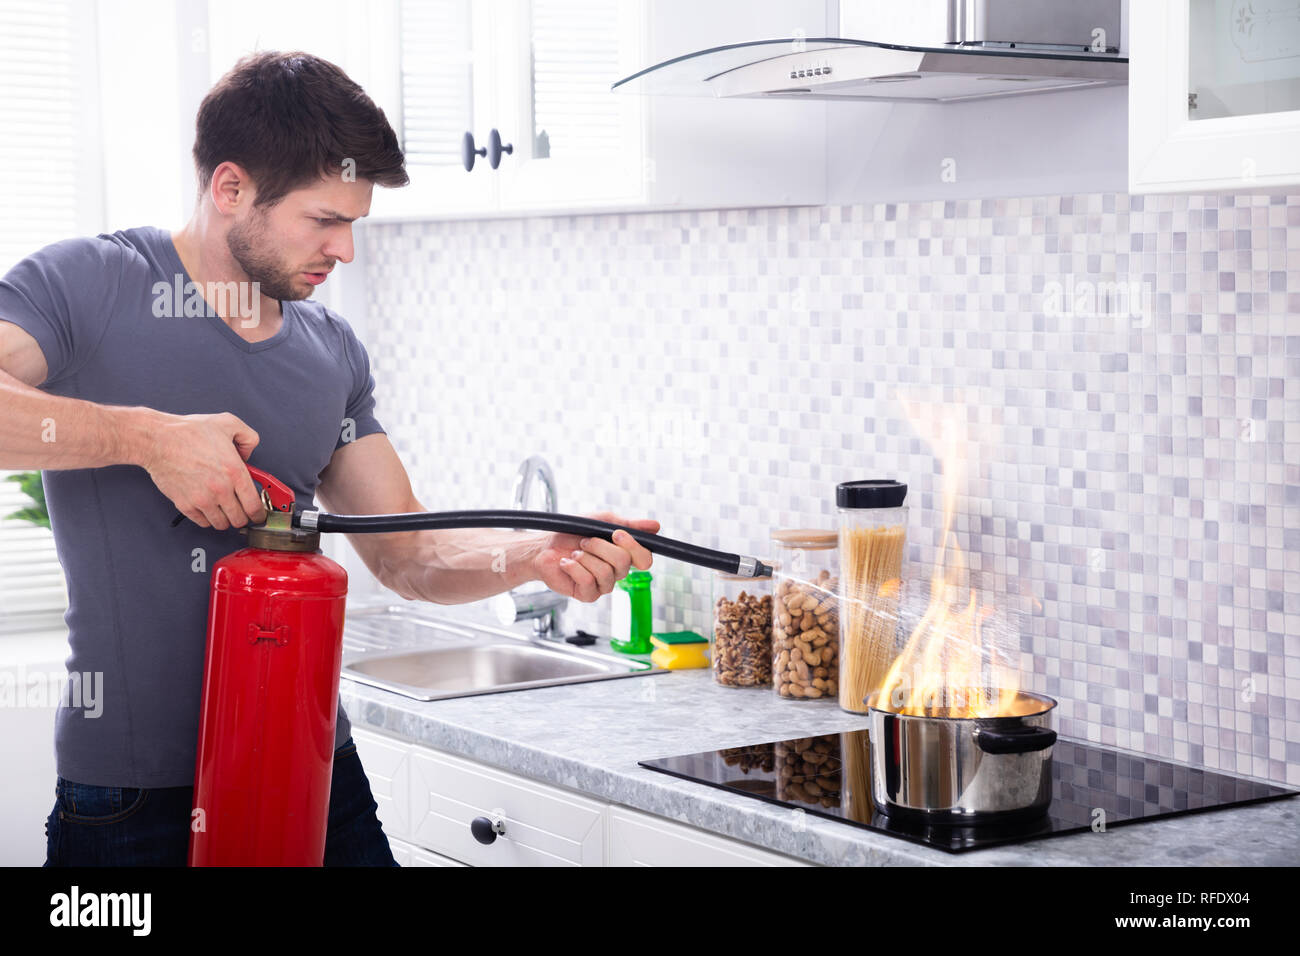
[610,569,652,654]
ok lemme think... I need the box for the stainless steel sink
[340,605,659,701]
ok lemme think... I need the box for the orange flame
[872,393,1027,718]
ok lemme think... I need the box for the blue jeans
[43,737,399,867]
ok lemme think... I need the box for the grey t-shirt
[0,225,384,787]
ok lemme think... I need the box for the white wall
[824,83,1129,205]
[0,632,67,865]
[95,0,206,232]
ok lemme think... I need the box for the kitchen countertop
[338,601,1299,867]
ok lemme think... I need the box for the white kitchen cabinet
[387,837,412,866]
[349,725,815,866]
[368,0,827,220]
[407,745,606,866]
[383,0,501,215]
[207,0,499,215]
[1130,0,1300,192]
[351,726,412,844]
[490,0,647,211]
[606,806,812,867]
[408,843,469,867]
[387,837,468,867]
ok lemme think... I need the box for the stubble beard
[226,207,308,302]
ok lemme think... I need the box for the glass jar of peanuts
[836,480,908,714]
[770,529,840,701]
[711,571,773,688]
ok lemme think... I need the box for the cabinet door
[351,727,412,844]
[408,844,469,867]
[1130,0,1300,192]
[493,0,647,210]
[606,806,813,867]
[389,837,469,867]
[408,747,604,866]
[204,0,497,217]
[368,0,500,218]
[387,836,414,866]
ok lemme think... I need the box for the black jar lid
[836,479,907,509]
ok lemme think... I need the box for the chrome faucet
[512,454,557,519]
[491,456,567,639]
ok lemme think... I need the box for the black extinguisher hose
[294,508,773,578]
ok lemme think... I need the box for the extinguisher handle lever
[168,465,296,528]
[245,466,296,514]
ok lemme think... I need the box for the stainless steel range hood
[613,0,1128,103]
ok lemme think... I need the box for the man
[0,51,659,866]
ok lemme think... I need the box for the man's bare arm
[0,319,152,468]
[313,433,544,604]
[0,319,267,528]
[315,433,660,605]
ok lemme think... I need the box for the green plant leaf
[4,471,50,528]
[4,506,50,529]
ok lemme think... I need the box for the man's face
[225,174,373,301]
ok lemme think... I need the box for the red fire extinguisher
[189,466,348,867]
[181,461,776,867]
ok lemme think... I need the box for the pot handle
[975,726,1057,754]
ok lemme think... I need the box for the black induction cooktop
[638,730,1298,853]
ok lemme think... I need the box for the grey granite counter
[338,602,1298,867]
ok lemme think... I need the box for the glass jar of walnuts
[711,571,773,688]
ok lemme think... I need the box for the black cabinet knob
[488,128,514,169]
[470,816,499,845]
[462,131,487,172]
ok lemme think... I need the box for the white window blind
[399,0,475,166]
[0,0,88,631]
[0,472,67,633]
[0,0,80,275]
[528,0,624,160]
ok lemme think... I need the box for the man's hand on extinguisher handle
[143,411,268,530]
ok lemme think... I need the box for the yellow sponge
[649,631,709,669]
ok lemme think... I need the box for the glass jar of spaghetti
[770,529,840,700]
[836,480,908,714]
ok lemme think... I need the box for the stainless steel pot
[868,690,1058,824]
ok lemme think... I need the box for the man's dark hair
[193,50,408,207]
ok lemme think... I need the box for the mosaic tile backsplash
[361,191,1300,787]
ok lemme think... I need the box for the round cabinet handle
[470,812,506,845]
[488,128,514,169]
[462,131,487,172]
